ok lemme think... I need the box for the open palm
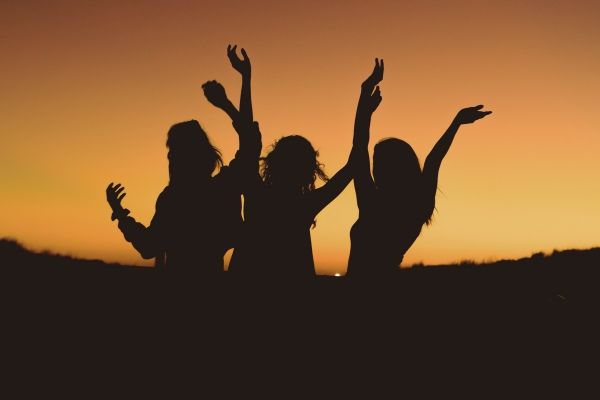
[106,182,129,220]
[455,105,492,124]
[362,58,384,89]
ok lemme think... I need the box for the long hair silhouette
[347,59,492,277]
[106,111,248,276]
[166,120,222,184]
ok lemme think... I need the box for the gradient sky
[2,0,600,274]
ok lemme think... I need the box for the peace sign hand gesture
[362,58,384,90]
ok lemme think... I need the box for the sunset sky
[2,0,599,275]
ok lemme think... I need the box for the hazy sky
[2,0,600,274]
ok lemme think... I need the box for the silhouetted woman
[208,46,354,279]
[347,59,492,277]
[105,60,257,277]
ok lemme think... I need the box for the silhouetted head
[373,138,422,193]
[166,120,222,184]
[261,135,328,194]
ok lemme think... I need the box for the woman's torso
[160,172,242,274]
[348,193,425,276]
[230,187,316,278]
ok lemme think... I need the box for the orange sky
[2,0,600,274]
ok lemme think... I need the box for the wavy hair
[166,120,223,177]
[260,135,328,194]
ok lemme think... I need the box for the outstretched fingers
[228,44,245,62]
[109,183,122,194]
[374,58,384,77]
[226,44,250,75]
[106,182,126,208]
[456,105,492,124]
[364,57,384,87]
[106,182,123,192]
[473,105,492,119]
[227,44,237,65]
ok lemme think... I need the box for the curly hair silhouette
[205,45,354,279]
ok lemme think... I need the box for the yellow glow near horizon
[2,1,600,274]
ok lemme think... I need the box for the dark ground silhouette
[2,237,597,389]
[3,238,599,306]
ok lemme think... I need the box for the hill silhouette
[2,237,596,386]
[3,237,599,272]
[2,237,599,308]
[0,238,139,273]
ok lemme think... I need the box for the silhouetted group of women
[106,46,491,279]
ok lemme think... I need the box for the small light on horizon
[334,273,341,277]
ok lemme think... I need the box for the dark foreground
[1,239,599,392]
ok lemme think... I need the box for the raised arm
[203,80,262,189]
[308,59,384,217]
[227,44,253,122]
[422,105,492,216]
[203,79,261,156]
[202,80,243,125]
[106,183,164,260]
[355,58,383,148]
[353,58,384,210]
[308,161,353,217]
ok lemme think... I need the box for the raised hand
[364,85,382,113]
[454,105,492,125]
[227,44,251,76]
[202,80,231,110]
[362,58,384,89]
[106,182,129,221]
